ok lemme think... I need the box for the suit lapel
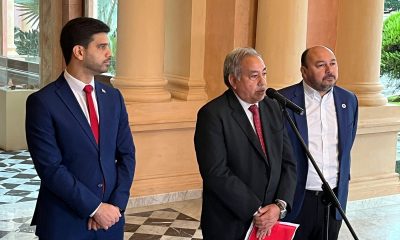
[227,91,269,164]
[291,83,309,145]
[333,87,347,156]
[55,76,98,149]
[95,82,107,149]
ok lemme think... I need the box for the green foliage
[97,0,118,29]
[381,12,400,85]
[388,95,400,102]
[385,0,400,11]
[14,27,39,57]
[97,0,118,75]
[13,0,40,60]
[15,0,39,29]
[108,30,117,75]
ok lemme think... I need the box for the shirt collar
[302,80,333,100]
[64,69,95,92]
[233,91,259,110]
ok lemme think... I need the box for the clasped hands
[88,203,121,231]
[253,203,280,240]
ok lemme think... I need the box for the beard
[85,59,110,75]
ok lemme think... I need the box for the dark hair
[60,17,110,64]
[301,48,310,67]
[223,47,262,88]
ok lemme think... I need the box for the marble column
[335,0,387,106]
[113,0,171,102]
[255,0,308,89]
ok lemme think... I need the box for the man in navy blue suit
[25,17,135,239]
[279,46,358,240]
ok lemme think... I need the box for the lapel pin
[101,88,106,93]
[342,104,346,109]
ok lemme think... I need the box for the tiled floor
[0,150,203,240]
[1,149,400,239]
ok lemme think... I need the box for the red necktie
[249,104,266,155]
[83,85,99,144]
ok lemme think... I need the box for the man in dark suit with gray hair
[194,47,297,239]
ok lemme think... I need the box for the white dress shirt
[64,70,99,124]
[303,81,339,191]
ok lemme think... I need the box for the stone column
[255,0,308,89]
[164,0,207,101]
[113,0,171,102]
[335,0,400,200]
[335,0,387,106]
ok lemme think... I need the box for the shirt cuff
[253,206,262,216]
[89,202,102,217]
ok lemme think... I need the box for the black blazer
[194,89,297,239]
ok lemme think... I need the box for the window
[0,0,39,89]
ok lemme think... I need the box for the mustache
[258,87,267,92]
[323,73,336,80]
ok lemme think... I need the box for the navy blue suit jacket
[279,82,358,220]
[25,74,135,239]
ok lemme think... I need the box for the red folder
[246,221,299,240]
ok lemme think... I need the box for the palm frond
[15,0,39,29]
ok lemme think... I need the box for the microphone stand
[280,105,359,240]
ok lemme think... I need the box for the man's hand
[255,228,271,240]
[88,217,102,231]
[253,203,280,239]
[92,203,121,230]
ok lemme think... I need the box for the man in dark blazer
[194,47,297,240]
[279,46,358,240]
[25,17,135,239]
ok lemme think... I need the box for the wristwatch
[275,199,287,219]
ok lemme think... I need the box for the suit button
[97,184,103,188]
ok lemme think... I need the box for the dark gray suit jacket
[194,89,297,240]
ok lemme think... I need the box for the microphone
[266,88,304,115]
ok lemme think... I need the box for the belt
[306,188,338,197]
[306,189,324,196]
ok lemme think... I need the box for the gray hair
[223,47,262,88]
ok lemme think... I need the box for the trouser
[293,189,342,240]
